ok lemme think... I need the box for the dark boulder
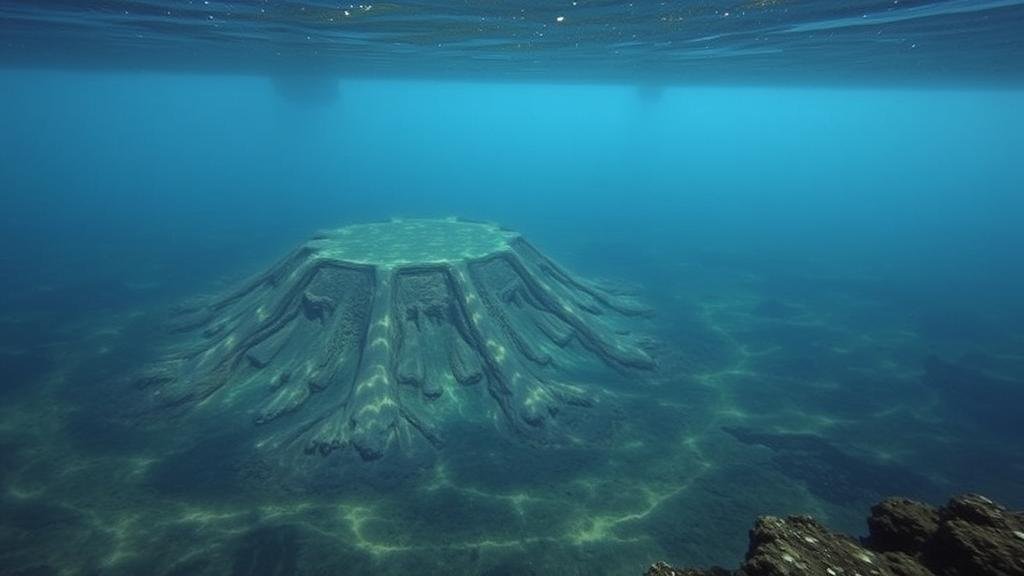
[928,494,1024,576]
[646,494,1024,576]
[868,497,940,552]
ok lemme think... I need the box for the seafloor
[1,232,1022,576]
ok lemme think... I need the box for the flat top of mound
[310,219,517,266]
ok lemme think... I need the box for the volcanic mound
[135,219,655,464]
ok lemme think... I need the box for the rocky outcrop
[646,494,1024,576]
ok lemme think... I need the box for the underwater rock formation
[646,493,1024,576]
[134,219,654,463]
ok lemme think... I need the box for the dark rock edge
[646,493,1024,576]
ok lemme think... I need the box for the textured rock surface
[867,497,940,553]
[646,494,1024,576]
[133,219,655,463]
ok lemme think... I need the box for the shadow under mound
[923,354,1024,437]
[724,426,940,505]
[231,524,301,576]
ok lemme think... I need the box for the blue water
[1,2,1023,575]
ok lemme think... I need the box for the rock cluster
[647,494,1024,576]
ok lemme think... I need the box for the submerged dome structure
[136,219,655,463]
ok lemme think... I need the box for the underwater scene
[1,2,1023,575]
